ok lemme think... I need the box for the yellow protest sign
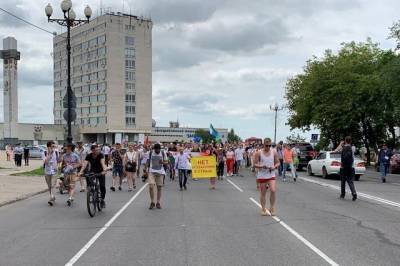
[191,156,217,179]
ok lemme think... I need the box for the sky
[0,0,399,142]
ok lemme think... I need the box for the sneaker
[339,194,345,199]
[149,202,155,210]
[67,198,73,207]
[156,203,162,209]
[352,194,357,201]
[133,185,136,189]
[128,188,133,192]
[294,178,297,182]
[100,199,106,209]
[184,185,187,190]
[382,178,386,183]
[110,186,115,192]
[80,188,86,192]
[118,186,122,191]
[269,207,276,216]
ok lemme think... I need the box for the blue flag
[210,124,220,141]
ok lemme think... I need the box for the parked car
[27,146,46,159]
[307,151,366,181]
[295,143,316,170]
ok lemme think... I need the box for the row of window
[54,83,107,98]
[125,47,135,58]
[125,24,135,31]
[73,70,107,84]
[81,116,107,126]
[73,35,106,53]
[125,94,135,103]
[71,23,107,40]
[125,106,135,114]
[126,36,135,46]
[125,60,135,69]
[73,47,107,64]
[126,83,135,92]
[54,94,107,108]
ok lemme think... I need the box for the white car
[307,151,366,181]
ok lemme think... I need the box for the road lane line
[65,184,148,266]
[299,177,400,208]
[227,178,244,192]
[249,197,339,266]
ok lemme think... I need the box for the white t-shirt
[235,148,244,161]
[42,150,59,175]
[149,151,167,175]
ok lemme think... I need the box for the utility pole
[269,103,284,144]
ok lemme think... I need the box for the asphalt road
[1,169,400,266]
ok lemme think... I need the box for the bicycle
[85,173,104,217]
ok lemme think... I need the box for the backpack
[148,150,167,171]
[341,146,354,168]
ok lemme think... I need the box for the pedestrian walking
[14,144,23,167]
[61,143,81,206]
[282,144,296,182]
[147,143,168,209]
[110,143,124,191]
[378,143,391,183]
[339,136,357,201]
[23,145,30,166]
[42,141,59,206]
[226,148,235,177]
[235,145,245,177]
[276,141,284,176]
[253,138,280,216]
[102,144,111,166]
[175,148,189,190]
[76,141,88,192]
[124,143,139,191]
[215,146,225,180]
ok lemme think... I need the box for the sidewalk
[0,151,47,207]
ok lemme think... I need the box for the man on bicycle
[78,144,108,208]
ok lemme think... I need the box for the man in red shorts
[253,138,280,216]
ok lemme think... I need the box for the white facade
[53,13,152,144]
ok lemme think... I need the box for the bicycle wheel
[96,187,102,212]
[87,189,97,217]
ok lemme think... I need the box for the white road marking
[249,197,339,266]
[227,178,244,192]
[299,177,400,208]
[65,184,148,266]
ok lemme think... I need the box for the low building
[149,121,228,143]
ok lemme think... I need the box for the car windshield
[330,153,341,159]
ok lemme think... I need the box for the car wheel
[307,165,314,176]
[322,167,328,179]
[355,175,361,181]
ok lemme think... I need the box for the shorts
[236,160,242,166]
[65,174,79,184]
[113,165,124,177]
[148,172,164,187]
[256,177,276,183]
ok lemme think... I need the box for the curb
[0,189,48,208]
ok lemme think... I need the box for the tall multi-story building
[53,12,152,144]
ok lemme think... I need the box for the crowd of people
[5,143,30,167]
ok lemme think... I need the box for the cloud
[0,1,29,28]
[189,18,292,52]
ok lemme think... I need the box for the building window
[98,94,106,102]
[90,84,97,92]
[126,117,135,126]
[82,96,90,104]
[125,83,135,92]
[89,38,98,48]
[125,36,135,46]
[125,94,135,103]
[125,25,135,31]
[125,47,135,58]
[98,35,106,44]
[89,117,97,125]
[82,85,89,94]
[125,106,135,114]
[98,82,107,91]
[90,106,97,114]
[125,60,135,69]
[98,47,106,56]
[98,105,106,113]
[125,71,135,81]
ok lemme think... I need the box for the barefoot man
[253,138,280,216]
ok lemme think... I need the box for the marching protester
[215,145,226,180]
[235,144,245,177]
[226,147,235,177]
[175,147,190,190]
[61,143,81,206]
[76,141,88,192]
[282,144,296,182]
[276,141,284,177]
[110,143,124,191]
[339,136,357,201]
[42,141,59,206]
[253,138,280,216]
[378,143,391,183]
[124,143,139,191]
[147,143,168,209]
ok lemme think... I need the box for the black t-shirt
[85,153,104,173]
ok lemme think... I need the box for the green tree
[227,129,241,143]
[286,40,393,164]
[194,129,215,144]
[285,133,306,144]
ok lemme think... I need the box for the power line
[0,7,55,36]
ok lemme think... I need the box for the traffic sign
[311,134,319,143]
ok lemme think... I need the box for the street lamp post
[269,103,284,145]
[45,1,92,144]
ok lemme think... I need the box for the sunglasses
[264,144,272,147]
